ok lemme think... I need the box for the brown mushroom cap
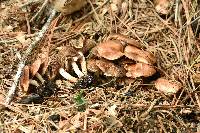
[96,40,124,60]
[124,45,156,65]
[125,63,156,78]
[96,59,125,77]
[58,46,79,58]
[154,0,171,15]
[86,59,100,72]
[30,59,42,76]
[51,0,87,14]
[155,78,181,95]
[20,65,30,93]
[107,34,141,48]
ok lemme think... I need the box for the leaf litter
[0,0,200,132]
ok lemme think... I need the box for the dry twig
[5,9,57,105]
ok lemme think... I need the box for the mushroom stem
[59,68,78,82]
[78,52,87,75]
[35,72,45,84]
[72,58,84,78]
[29,79,40,87]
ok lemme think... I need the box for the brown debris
[96,40,124,60]
[96,59,125,77]
[125,63,156,78]
[155,78,182,94]
[124,45,156,65]
[20,66,30,93]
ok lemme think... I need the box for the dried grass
[0,0,200,132]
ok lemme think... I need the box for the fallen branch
[5,9,57,105]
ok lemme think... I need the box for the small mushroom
[154,0,173,15]
[124,45,156,65]
[96,59,125,77]
[110,0,122,14]
[20,66,30,92]
[155,78,181,95]
[40,50,49,75]
[96,40,124,60]
[30,59,42,76]
[125,63,156,78]
[51,0,87,14]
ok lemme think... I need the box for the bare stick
[174,0,180,26]
[5,9,57,105]
[140,98,159,118]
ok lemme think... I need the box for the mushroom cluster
[19,37,95,95]
[87,34,182,94]
[87,34,157,78]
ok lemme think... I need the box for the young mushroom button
[155,78,182,95]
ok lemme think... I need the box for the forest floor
[0,0,200,132]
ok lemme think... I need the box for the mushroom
[30,49,49,82]
[20,66,30,92]
[110,0,122,14]
[30,59,42,77]
[96,59,125,77]
[59,68,78,82]
[58,51,88,82]
[154,0,173,15]
[96,40,124,60]
[107,34,141,48]
[86,59,100,73]
[155,78,181,95]
[125,63,156,78]
[124,45,156,65]
[51,0,87,14]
